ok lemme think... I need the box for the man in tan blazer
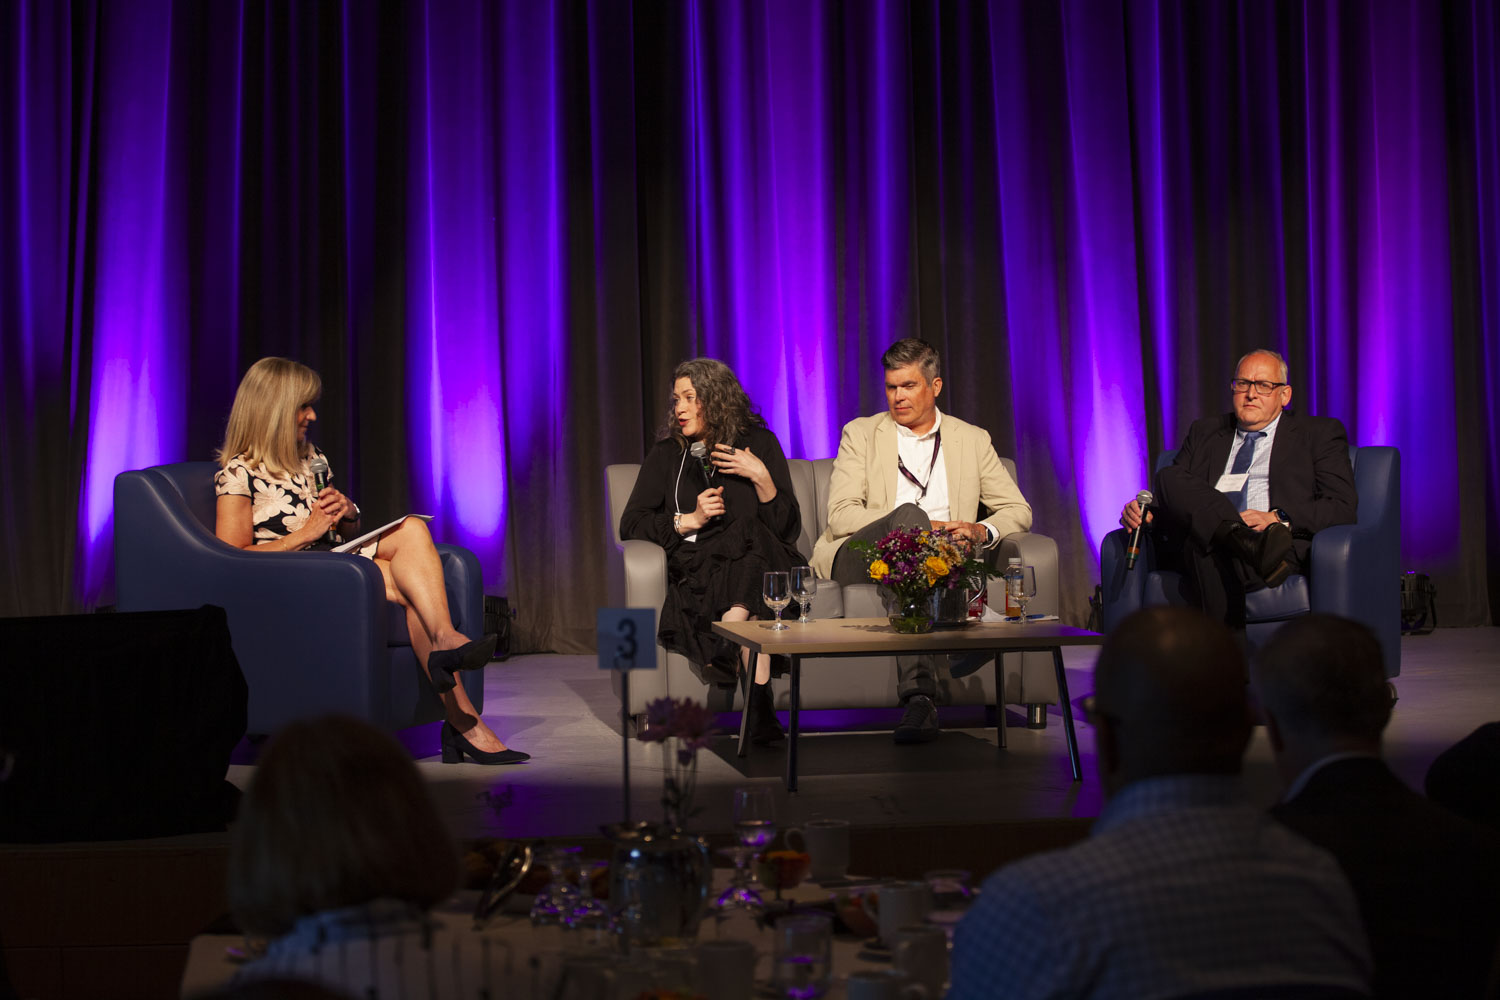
[811,339,1031,742]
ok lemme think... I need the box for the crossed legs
[374,516,510,753]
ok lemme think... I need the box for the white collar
[1237,410,1283,438]
[895,407,943,441]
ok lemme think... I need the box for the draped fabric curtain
[3,0,1496,649]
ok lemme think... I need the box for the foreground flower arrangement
[637,696,719,830]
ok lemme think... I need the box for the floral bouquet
[637,696,719,830]
[851,526,991,632]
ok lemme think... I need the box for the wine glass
[790,565,817,624]
[1009,565,1037,623]
[712,786,777,921]
[733,785,777,852]
[565,861,614,952]
[763,571,792,630]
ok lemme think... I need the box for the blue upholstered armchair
[1099,446,1401,677]
[113,461,485,734]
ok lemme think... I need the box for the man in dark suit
[1120,349,1358,625]
[1253,614,1500,999]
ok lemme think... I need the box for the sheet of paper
[333,514,433,553]
[1215,473,1248,494]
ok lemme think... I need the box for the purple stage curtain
[3,0,1497,648]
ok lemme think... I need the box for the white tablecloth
[180,878,911,999]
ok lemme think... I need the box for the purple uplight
[79,0,187,602]
[406,0,510,586]
[685,0,838,458]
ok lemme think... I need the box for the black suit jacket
[1273,757,1500,999]
[1160,411,1357,560]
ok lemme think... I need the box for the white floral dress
[214,449,374,556]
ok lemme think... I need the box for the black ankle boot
[749,681,785,745]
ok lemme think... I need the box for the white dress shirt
[1220,411,1282,512]
[895,409,949,522]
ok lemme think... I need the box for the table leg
[1053,646,1081,781]
[992,648,1007,749]
[736,657,753,758]
[786,655,802,792]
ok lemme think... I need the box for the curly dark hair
[661,358,766,451]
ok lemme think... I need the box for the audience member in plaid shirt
[948,607,1372,1000]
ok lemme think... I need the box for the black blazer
[1164,411,1357,559]
[1273,757,1500,999]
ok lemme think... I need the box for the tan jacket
[810,410,1032,577]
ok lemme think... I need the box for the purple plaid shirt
[948,774,1372,999]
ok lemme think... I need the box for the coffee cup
[890,923,948,997]
[875,881,933,947]
[785,817,851,882]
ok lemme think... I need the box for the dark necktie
[1230,431,1265,511]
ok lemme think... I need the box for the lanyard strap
[897,430,942,498]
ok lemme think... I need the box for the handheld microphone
[308,456,338,543]
[1125,490,1152,571]
[689,440,715,480]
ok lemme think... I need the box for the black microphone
[1125,489,1152,571]
[308,456,337,544]
[689,440,715,481]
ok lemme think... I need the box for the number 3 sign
[596,608,656,672]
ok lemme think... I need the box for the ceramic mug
[785,817,851,882]
[890,923,948,997]
[875,881,933,947]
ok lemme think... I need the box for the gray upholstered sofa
[604,457,1061,726]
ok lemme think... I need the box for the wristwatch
[673,513,683,534]
[341,502,361,523]
[1272,508,1291,530]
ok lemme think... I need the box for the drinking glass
[565,861,614,952]
[763,571,792,630]
[530,845,581,951]
[1008,565,1037,623]
[772,913,833,999]
[713,786,777,919]
[921,868,973,941]
[790,565,817,624]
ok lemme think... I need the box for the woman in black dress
[619,358,803,743]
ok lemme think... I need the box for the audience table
[180,876,922,998]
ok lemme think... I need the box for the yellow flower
[869,560,889,582]
[924,555,950,585]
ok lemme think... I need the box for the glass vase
[886,591,936,634]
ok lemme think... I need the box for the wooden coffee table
[712,617,1104,791]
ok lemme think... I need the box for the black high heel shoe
[428,634,499,693]
[440,721,530,765]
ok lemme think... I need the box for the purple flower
[670,698,719,750]
[637,696,676,743]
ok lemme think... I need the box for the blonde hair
[216,357,321,477]
[228,715,459,937]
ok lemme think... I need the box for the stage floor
[224,625,1500,869]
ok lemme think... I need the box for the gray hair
[881,338,940,383]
